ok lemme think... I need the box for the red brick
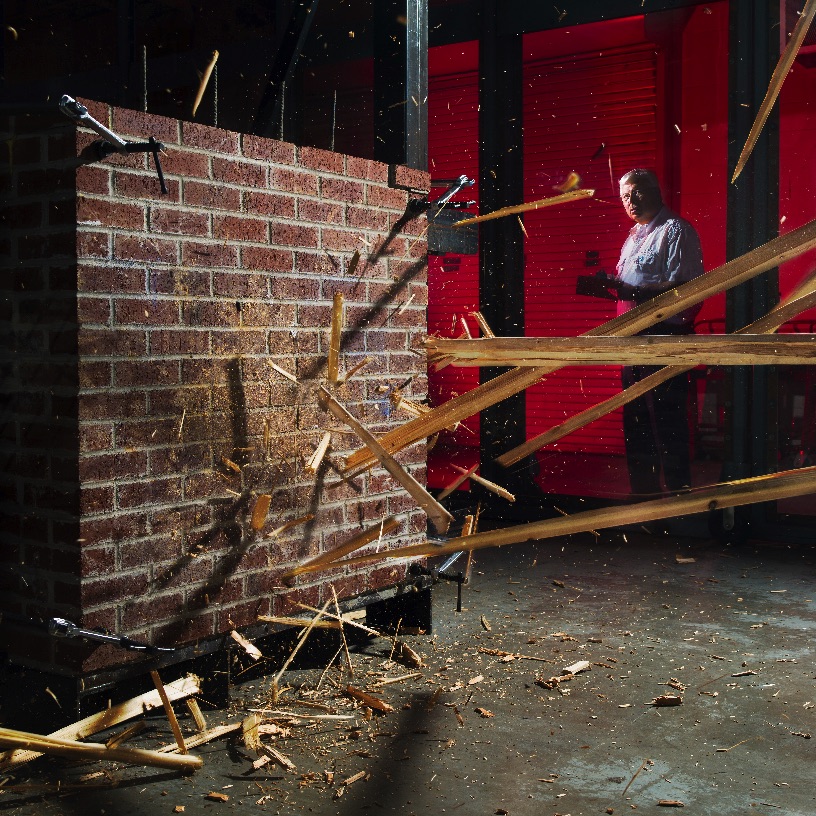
[79,361,112,388]
[366,183,408,210]
[113,108,180,144]
[211,329,266,355]
[150,207,210,236]
[298,199,344,224]
[76,165,112,195]
[321,228,363,252]
[114,234,178,264]
[269,166,318,196]
[158,148,210,178]
[269,222,319,247]
[347,204,389,231]
[183,179,241,210]
[80,424,114,452]
[114,297,179,326]
[242,134,296,164]
[211,157,266,187]
[79,450,148,483]
[114,417,177,448]
[239,302,296,327]
[345,156,389,182]
[294,251,337,275]
[11,135,43,165]
[241,246,293,273]
[115,359,180,387]
[79,512,149,544]
[243,189,295,219]
[213,214,267,243]
[119,589,185,629]
[2,201,43,229]
[77,296,111,325]
[181,240,238,268]
[80,485,114,514]
[149,267,210,297]
[78,263,146,294]
[297,303,332,327]
[76,196,144,230]
[268,273,320,301]
[79,391,147,421]
[181,300,237,327]
[117,477,182,509]
[114,170,180,201]
[299,145,343,174]
[16,167,74,197]
[322,177,364,204]
[149,329,210,356]
[394,165,430,191]
[120,537,186,570]
[77,327,147,357]
[213,269,270,300]
[181,121,240,154]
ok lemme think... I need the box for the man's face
[620,181,661,225]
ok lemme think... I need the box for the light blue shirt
[615,206,704,327]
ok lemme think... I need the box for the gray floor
[2,531,815,816]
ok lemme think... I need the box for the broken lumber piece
[732,0,816,182]
[258,744,296,772]
[158,722,241,753]
[426,334,816,367]
[230,629,262,660]
[320,465,816,571]
[343,218,816,474]
[319,386,452,535]
[305,431,332,474]
[340,355,374,383]
[250,494,272,531]
[0,674,200,769]
[0,727,202,771]
[269,513,314,539]
[344,686,395,713]
[269,360,298,383]
[150,670,187,754]
[452,189,594,227]
[469,311,496,338]
[328,292,344,386]
[437,463,479,500]
[497,280,816,465]
[191,50,219,118]
[279,515,401,582]
[451,464,515,502]
[185,699,207,733]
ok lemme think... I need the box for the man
[614,169,704,496]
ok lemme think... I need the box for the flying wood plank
[0,674,201,769]
[497,283,816,466]
[452,189,594,226]
[343,218,816,474]
[319,386,452,534]
[319,465,816,571]
[279,515,402,582]
[732,0,816,182]
[426,334,816,367]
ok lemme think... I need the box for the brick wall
[0,101,430,676]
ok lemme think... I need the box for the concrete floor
[2,531,815,816]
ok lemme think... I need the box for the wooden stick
[296,603,386,639]
[258,615,342,629]
[319,386,453,534]
[150,671,187,754]
[328,292,344,386]
[242,713,262,753]
[279,516,401,581]
[230,629,262,660]
[0,727,202,771]
[469,311,496,338]
[497,281,816,466]
[452,189,594,226]
[437,463,479,500]
[344,686,394,713]
[391,394,431,418]
[305,431,332,474]
[451,464,515,502]
[268,513,314,539]
[185,699,207,733]
[321,466,816,571]
[269,360,298,383]
[332,584,354,677]
[340,355,374,383]
[426,334,816,367]
[271,598,333,689]
[0,674,200,769]
[459,314,473,338]
[342,218,816,474]
[191,50,219,118]
[258,744,296,772]
[732,0,816,182]
[157,722,241,753]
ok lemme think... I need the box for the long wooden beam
[452,189,594,226]
[319,387,452,534]
[322,466,816,571]
[280,515,402,583]
[731,0,816,182]
[426,334,816,367]
[497,283,816,466]
[343,218,816,474]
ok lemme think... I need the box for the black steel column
[725,0,779,527]
[373,0,428,170]
[478,0,525,491]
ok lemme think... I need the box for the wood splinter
[327,292,344,387]
[305,431,332,474]
[191,50,219,118]
[451,464,515,503]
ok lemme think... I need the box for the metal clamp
[48,617,175,655]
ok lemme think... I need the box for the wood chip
[657,800,685,807]
[250,494,272,531]
[205,791,229,802]
[344,686,394,713]
[650,695,683,707]
[258,744,296,772]
[343,770,368,786]
[221,456,241,473]
[563,660,591,675]
[475,708,494,718]
[480,615,492,631]
[230,630,262,660]
[269,360,298,383]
